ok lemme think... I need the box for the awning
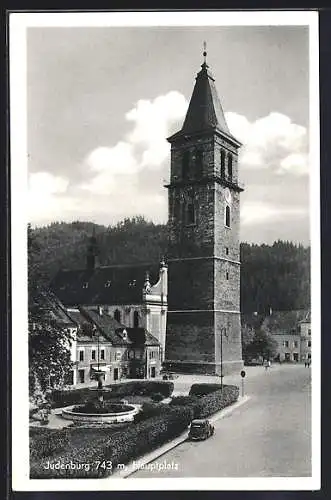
[91,365,109,373]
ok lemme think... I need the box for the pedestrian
[304,361,307,368]
[264,360,268,370]
[268,360,271,369]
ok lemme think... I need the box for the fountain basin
[62,404,140,424]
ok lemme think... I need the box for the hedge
[106,381,174,398]
[171,384,239,419]
[189,383,226,396]
[50,381,174,408]
[30,428,70,461]
[133,402,171,423]
[30,406,192,478]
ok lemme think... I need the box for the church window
[225,247,229,255]
[225,205,231,227]
[104,280,111,287]
[227,153,233,181]
[195,149,203,178]
[182,151,190,180]
[133,310,139,328]
[114,309,121,323]
[226,272,229,280]
[220,149,226,178]
[83,282,89,289]
[186,201,195,225]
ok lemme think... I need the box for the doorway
[114,368,119,381]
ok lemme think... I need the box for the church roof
[51,263,160,307]
[126,327,160,347]
[79,307,128,346]
[168,60,239,144]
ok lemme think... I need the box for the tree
[28,225,73,401]
[246,327,278,362]
[28,291,74,398]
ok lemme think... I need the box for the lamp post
[220,326,228,391]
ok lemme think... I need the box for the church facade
[164,53,244,375]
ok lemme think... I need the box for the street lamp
[219,326,228,391]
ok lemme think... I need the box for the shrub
[50,387,96,408]
[169,395,199,406]
[30,428,70,460]
[189,383,224,396]
[171,385,239,419]
[133,402,170,423]
[150,392,164,402]
[107,381,174,398]
[30,407,193,479]
[71,402,133,414]
[50,381,174,409]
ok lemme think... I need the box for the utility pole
[220,326,227,391]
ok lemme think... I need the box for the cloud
[241,201,308,226]
[126,91,188,168]
[28,94,309,244]
[28,172,75,223]
[225,111,308,176]
[79,91,188,196]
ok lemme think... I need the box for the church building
[50,48,244,378]
[164,49,244,375]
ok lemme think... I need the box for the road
[131,364,311,477]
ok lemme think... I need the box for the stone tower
[164,50,244,375]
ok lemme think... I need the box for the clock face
[224,188,232,204]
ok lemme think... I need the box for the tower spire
[203,41,207,66]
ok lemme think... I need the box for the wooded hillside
[29,217,310,314]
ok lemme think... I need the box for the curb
[109,394,251,479]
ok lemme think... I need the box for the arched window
[227,153,233,181]
[225,205,231,227]
[114,309,121,323]
[220,149,226,178]
[182,151,190,180]
[187,201,195,225]
[133,311,139,328]
[195,149,203,178]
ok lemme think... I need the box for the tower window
[225,247,229,255]
[220,149,226,178]
[195,149,203,178]
[104,280,111,288]
[227,153,233,181]
[114,309,121,323]
[225,205,231,227]
[83,282,89,289]
[186,202,195,225]
[226,272,229,280]
[182,151,190,180]
[133,311,139,328]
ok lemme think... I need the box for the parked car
[188,419,214,441]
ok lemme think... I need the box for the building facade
[261,310,311,362]
[164,51,244,375]
[51,251,167,361]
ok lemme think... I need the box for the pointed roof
[168,57,239,144]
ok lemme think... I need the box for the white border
[10,10,320,492]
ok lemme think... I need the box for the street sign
[240,370,246,397]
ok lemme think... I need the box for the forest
[29,217,310,314]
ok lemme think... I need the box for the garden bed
[30,383,239,479]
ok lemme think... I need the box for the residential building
[261,309,311,362]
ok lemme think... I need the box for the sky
[27,23,311,244]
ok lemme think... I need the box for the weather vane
[203,41,207,63]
